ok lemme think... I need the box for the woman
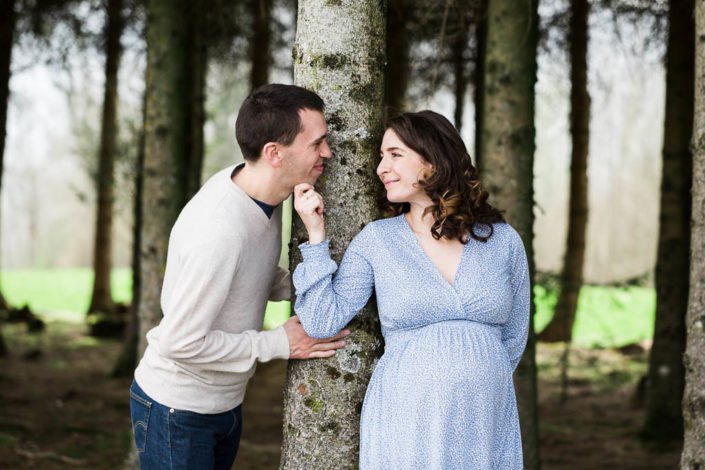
[293,110,529,469]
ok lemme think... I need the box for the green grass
[534,284,655,348]
[0,268,290,329]
[1,269,655,347]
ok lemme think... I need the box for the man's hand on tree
[282,315,350,359]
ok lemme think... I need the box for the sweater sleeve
[501,229,531,372]
[154,239,289,374]
[293,237,374,339]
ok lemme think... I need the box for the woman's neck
[405,202,435,235]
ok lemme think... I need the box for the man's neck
[231,161,291,206]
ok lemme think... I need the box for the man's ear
[262,142,282,168]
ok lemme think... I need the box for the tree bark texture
[88,0,124,315]
[112,92,146,378]
[184,0,206,201]
[538,0,590,343]
[643,0,694,441]
[249,0,272,90]
[280,1,386,468]
[473,0,487,168]
[137,0,190,356]
[477,0,540,468]
[681,1,705,467]
[452,10,469,133]
[0,0,16,354]
[384,0,409,118]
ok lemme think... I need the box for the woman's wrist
[308,227,326,244]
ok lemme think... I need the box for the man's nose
[321,141,332,158]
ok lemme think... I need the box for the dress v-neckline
[400,214,468,288]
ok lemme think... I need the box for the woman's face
[377,129,432,205]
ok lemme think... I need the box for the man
[129,84,349,469]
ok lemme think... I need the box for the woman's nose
[376,158,388,176]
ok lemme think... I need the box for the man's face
[279,109,332,186]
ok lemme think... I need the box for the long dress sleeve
[293,239,374,339]
[501,231,531,372]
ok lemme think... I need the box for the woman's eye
[392,153,401,158]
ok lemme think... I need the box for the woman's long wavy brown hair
[381,110,504,243]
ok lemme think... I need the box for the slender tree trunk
[384,0,408,118]
[249,0,272,90]
[478,0,540,468]
[88,0,124,315]
[112,92,146,378]
[473,0,487,168]
[681,1,705,466]
[643,0,694,442]
[538,0,590,344]
[280,1,386,468]
[452,9,469,132]
[0,0,17,356]
[185,1,206,200]
[137,0,190,357]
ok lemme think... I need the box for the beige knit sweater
[134,165,290,414]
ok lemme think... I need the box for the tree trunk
[473,0,486,168]
[280,1,386,468]
[88,0,124,315]
[384,0,408,118]
[0,0,17,356]
[681,1,705,467]
[137,0,190,357]
[643,0,694,442]
[184,0,206,200]
[112,91,146,378]
[477,0,540,468]
[249,0,272,90]
[538,0,590,344]
[452,7,469,132]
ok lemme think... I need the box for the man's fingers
[306,350,337,359]
[311,340,346,351]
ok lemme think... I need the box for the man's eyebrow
[311,134,327,146]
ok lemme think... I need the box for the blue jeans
[130,379,243,470]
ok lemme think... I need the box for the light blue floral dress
[293,214,530,469]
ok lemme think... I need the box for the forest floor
[0,321,681,470]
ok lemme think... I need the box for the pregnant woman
[293,110,530,469]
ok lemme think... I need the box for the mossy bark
[539,0,590,343]
[477,0,540,468]
[643,0,694,442]
[88,0,124,316]
[681,1,705,467]
[137,0,190,356]
[280,1,386,468]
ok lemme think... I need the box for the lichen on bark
[280,1,386,468]
[681,1,705,466]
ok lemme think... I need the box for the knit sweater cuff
[261,325,290,361]
[298,240,331,262]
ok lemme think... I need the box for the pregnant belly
[377,320,512,392]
